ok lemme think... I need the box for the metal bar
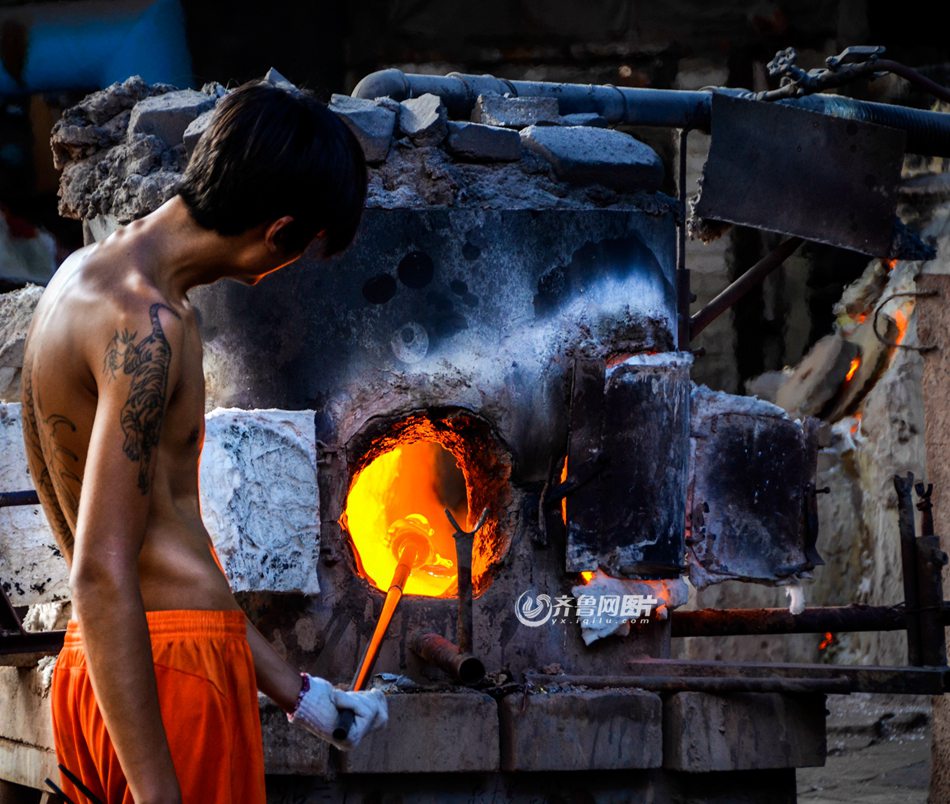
[408,631,485,685]
[689,237,803,340]
[527,672,851,695]
[0,630,65,657]
[444,506,488,655]
[670,603,950,637]
[0,489,40,507]
[916,535,948,667]
[623,659,950,695]
[895,473,924,665]
[676,128,690,349]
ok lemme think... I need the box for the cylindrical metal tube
[409,631,485,686]
[352,68,950,156]
[670,603,950,638]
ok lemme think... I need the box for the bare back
[21,225,239,613]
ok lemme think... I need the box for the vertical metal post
[895,473,923,665]
[677,128,691,349]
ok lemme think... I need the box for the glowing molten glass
[342,440,465,597]
[844,357,860,382]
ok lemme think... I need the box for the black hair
[178,80,367,257]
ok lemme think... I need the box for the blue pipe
[353,68,950,157]
[0,0,192,96]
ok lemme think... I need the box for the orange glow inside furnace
[342,440,469,597]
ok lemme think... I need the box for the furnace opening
[341,410,511,598]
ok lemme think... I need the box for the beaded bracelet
[287,672,310,719]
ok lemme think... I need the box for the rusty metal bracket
[444,506,489,655]
[872,290,939,352]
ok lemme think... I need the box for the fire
[579,571,594,583]
[818,632,834,650]
[885,258,898,271]
[893,308,909,346]
[342,440,465,597]
[844,357,860,382]
[850,412,862,435]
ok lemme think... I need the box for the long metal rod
[689,237,803,340]
[527,672,851,694]
[352,69,950,156]
[0,489,40,507]
[676,128,690,349]
[895,473,924,665]
[670,603,950,638]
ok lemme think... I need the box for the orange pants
[50,610,266,804]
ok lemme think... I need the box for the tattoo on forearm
[22,369,78,552]
[103,303,180,494]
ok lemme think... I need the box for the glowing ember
[818,632,834,650]
[844,357,860,382]
[342,440,465,597]
[893,308,909,346]
[560,456,568,526]
[885,258,898,271]
[579,571,594,583]
[855,313,867,324]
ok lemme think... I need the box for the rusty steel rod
[409,631,485,685]
[689,237,803,340]
[916,535,949,667]
[670,603,950,638]
[622,659,950,695]
[527,672,851,695]
[895,473,924,665]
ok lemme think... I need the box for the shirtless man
[20,80,387,803]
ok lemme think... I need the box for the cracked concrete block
[0,286,44,402]
[399,94,448,146]
[0,663,57,788]
[341,691,499,773]
[0,404,67,607]
[499,688,662,771]
[260,696,331,776]
[199,408,320,595]
[472,94,560,128]
[183,110,214,159]
[329,94,396,164]
[128,89,217,148]
[520,125,664,192]
[445,121,521,162]
[663,692,826,771]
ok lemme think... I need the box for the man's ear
[264,216,296,254]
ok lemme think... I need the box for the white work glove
[287,674,389,750]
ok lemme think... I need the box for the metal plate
[695,94,906,256]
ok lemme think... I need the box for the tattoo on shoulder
[103,303,181,495]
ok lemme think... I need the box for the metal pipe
[676,128,690,349]
[352,69,950,156]
[409,631,485,685]
[670,603,950,638]
[689,237,803,340]
[0,490,40,507]
[527,672,851,695]
[444,506,489,655]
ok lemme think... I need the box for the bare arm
[70,302,183,804]
[245,617,303,712]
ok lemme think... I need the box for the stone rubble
[0,284,43,402]
[472,94,560,128]
[50,69,668,225]
[398,93,448,146]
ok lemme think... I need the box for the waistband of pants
[64,609,246,647]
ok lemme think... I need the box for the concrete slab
[340,691,499,774]
[499,688,662,771]
[664,691,826,771]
